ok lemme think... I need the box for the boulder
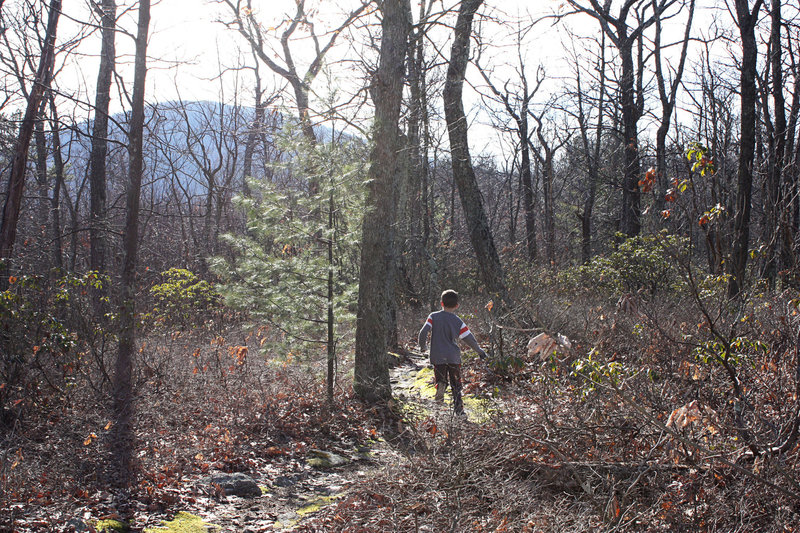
[306,449,349,469]
[203,472,261,498]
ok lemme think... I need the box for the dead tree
[219,0,369,145]
[443,0,507,300]
[112,0,150,487]
[0,0,61,262]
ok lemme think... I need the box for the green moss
[296,495,341,517]
[307,449,349,469]
[412,366,437,399]
[143,512,219,533]
[95,519,129,532]
[462,395,496,423]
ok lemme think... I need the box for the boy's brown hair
[441,289,459,309]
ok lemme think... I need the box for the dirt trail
[148,352,487,532]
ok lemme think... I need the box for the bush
[0,271,108,420]
[559,231,688,296]
[148,268,220,329]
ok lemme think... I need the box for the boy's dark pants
[433,363,463,414]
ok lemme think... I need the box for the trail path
[143,352,492,532]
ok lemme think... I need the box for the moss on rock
[95,519,130,533]
[143,512,219,533]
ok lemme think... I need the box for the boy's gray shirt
[418,310,482,365]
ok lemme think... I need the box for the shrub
[148,268,220,329]
[0,271,108,419]
[559,231,688,296]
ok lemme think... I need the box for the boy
[418,289,487,416]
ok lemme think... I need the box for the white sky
[28,0,725,156]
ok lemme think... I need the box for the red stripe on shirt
[459,326,469,336]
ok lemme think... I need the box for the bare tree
[88,0,116,278]
[112,0,150,487]
[219,0,369,145]
[530,97,572,266]
[354,0,409,403]
[443,0,507,299]
[728,0,765,297]
[476,22,541,262]
[571,33,607,264]
[0,0,61,262]
[567,0,678,237]
[652,0,694,213]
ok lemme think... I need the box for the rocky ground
[125,351,484,533]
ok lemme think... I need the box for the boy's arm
[462,333,487,359]
[418,315,433,352]
[458,321,488,359]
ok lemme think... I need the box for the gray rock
[204,472,262,498]
[65,519,91,532]
[307,449,349,469]
[273,475,296,487]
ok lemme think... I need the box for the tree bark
[576,34,605,264]
[766,0,787,285]
[728,0,764,297]
[653,0,694,214]
[89,0,116,276]
[443,0,507,299]
[49,94,64,272]
[112,0,150,487]
[0,0,60,262]
[353,0,409,403]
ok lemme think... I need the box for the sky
[31,0,722,158]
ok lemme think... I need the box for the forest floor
[0,326,501,533]
[4,298,800,532]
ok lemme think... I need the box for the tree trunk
[112,0,150,487]
[353,0,409,403]
[49,94,64,272]
[767,0,787,285]
[34,101,50,269]
[89,0,116,276]
[728,0,763,297]
[619,39,641,237]
[0,0,60,262]
[442,0,507,299]
[577,36,605,265]
[519,115,537,262]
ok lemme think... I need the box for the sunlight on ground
[143,512,219,533]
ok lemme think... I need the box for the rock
[306,449,349,469]
[203,472,262,498]
[65,519,91,532]
[273,475,296,487]
[95,518,130,532]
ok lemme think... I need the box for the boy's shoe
[435,384,445,402]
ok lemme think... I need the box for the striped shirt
[418,310,483,365]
